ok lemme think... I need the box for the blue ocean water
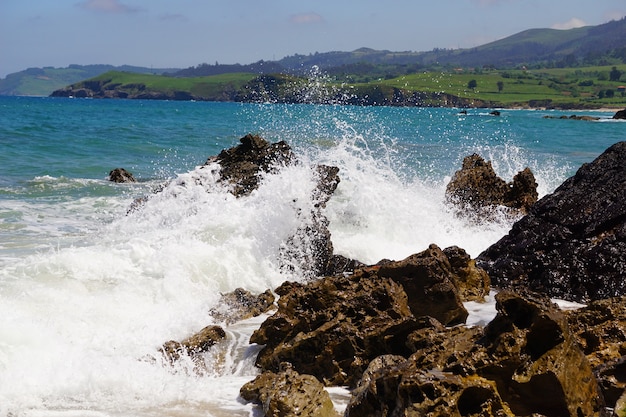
[0,95,624,416]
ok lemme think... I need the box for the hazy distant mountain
[4,17,625,96]
[0,64,179,96]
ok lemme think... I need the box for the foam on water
[0,102,580,416]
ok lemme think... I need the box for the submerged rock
[478,141,626,302]
[445,153,538,215]
[345,290,606,417]
[160,324,226,364]
[250,244,476,388]
[209,288,275,324]
[108,167,136,183]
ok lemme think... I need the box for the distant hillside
[0,64,179,96]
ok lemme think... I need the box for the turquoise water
[0,96,625,416]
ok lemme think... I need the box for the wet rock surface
[345,290,606,417]
[250,244,473,388]
[108,167,136,183]
[209,288,275,324]
[446,153,538,215]
[240,363,338,417]
[478,141,626,302]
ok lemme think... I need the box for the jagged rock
[204,134,340,277]
[567,296,626,407]
[345,290,606,417]
[477,141,626,302]
[443,245,490,302]
[108,167,136,183]
[446,153,538,215]
[543,114,601,121]
[207,133,295,197]
[377,244,469,324]
[240,363,338,417]
[613,108,626,119]
[209,288,275,324]
[160,325,226,363]
[250,245,474,388]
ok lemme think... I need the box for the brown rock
[240,364,338,417]
[160,325,226,363]
[443,245,490,302]
[345,290,606,416]
[209,288,275,324]
[567,296,626,407]
[445,154,537,215]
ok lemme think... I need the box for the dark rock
[614,109,626,120]
[108,168,136,183]
[209,288,275,324]
[345,290,606,417]
[543,114,601,121]
[477,141,626,302]
[567,296,626,407]
[250,245,474,388]
[160,324,226,364]
[445,154,538,215]
[240,363,337,417]
[207,134,296,197]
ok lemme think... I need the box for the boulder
[477,141,626,302]
[160,324,226,365]
[250,245,473,388]
[345,290,606,417]
[443,245,490,302]
[108,167,136,183]
[209,288,275,324]
[206,133,296,197]
[445,154,538,215]
[613,108,626,120]
[240,363,338,417]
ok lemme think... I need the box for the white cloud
[551,18,586,30]
[290,12,324,24]
[77,0,138,14]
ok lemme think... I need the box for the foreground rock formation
[478,141,626,302]
[446,153,538,215]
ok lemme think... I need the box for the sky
[1,0,625,79]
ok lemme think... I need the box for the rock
[543,114,601,121]
[205,134,340,277]
[209,288,275,324]
[377,244,469,324]
[345,290,606,417]
[160,325,226,364]
[445,154,538,215]
[108,167,136,183]
[240,363,338,417]
[613,109,626,119]
[443,245,490,302]
[567,296,626,407]
[207,134,296,197]
[250,245,474,387]
[477,141,626,302]
[250,270,421,387]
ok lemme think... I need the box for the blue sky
[1,0,625,78]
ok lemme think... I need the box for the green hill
[0,64,179,96]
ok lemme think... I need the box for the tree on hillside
[610,66,622,81]
[468,79,477,90]
[497,81,504,93]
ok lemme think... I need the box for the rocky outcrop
[345,290,606,417]
[209,288,275,324]
[543,114,601,121]
[250,244,473,388]
[240,363,338,417]
[443,245,490,302]
[446,154,538,215]
[108,167,136,183]
[613,108,626,119]
[478,141,626,302]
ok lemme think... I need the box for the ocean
[1,95,625,416]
